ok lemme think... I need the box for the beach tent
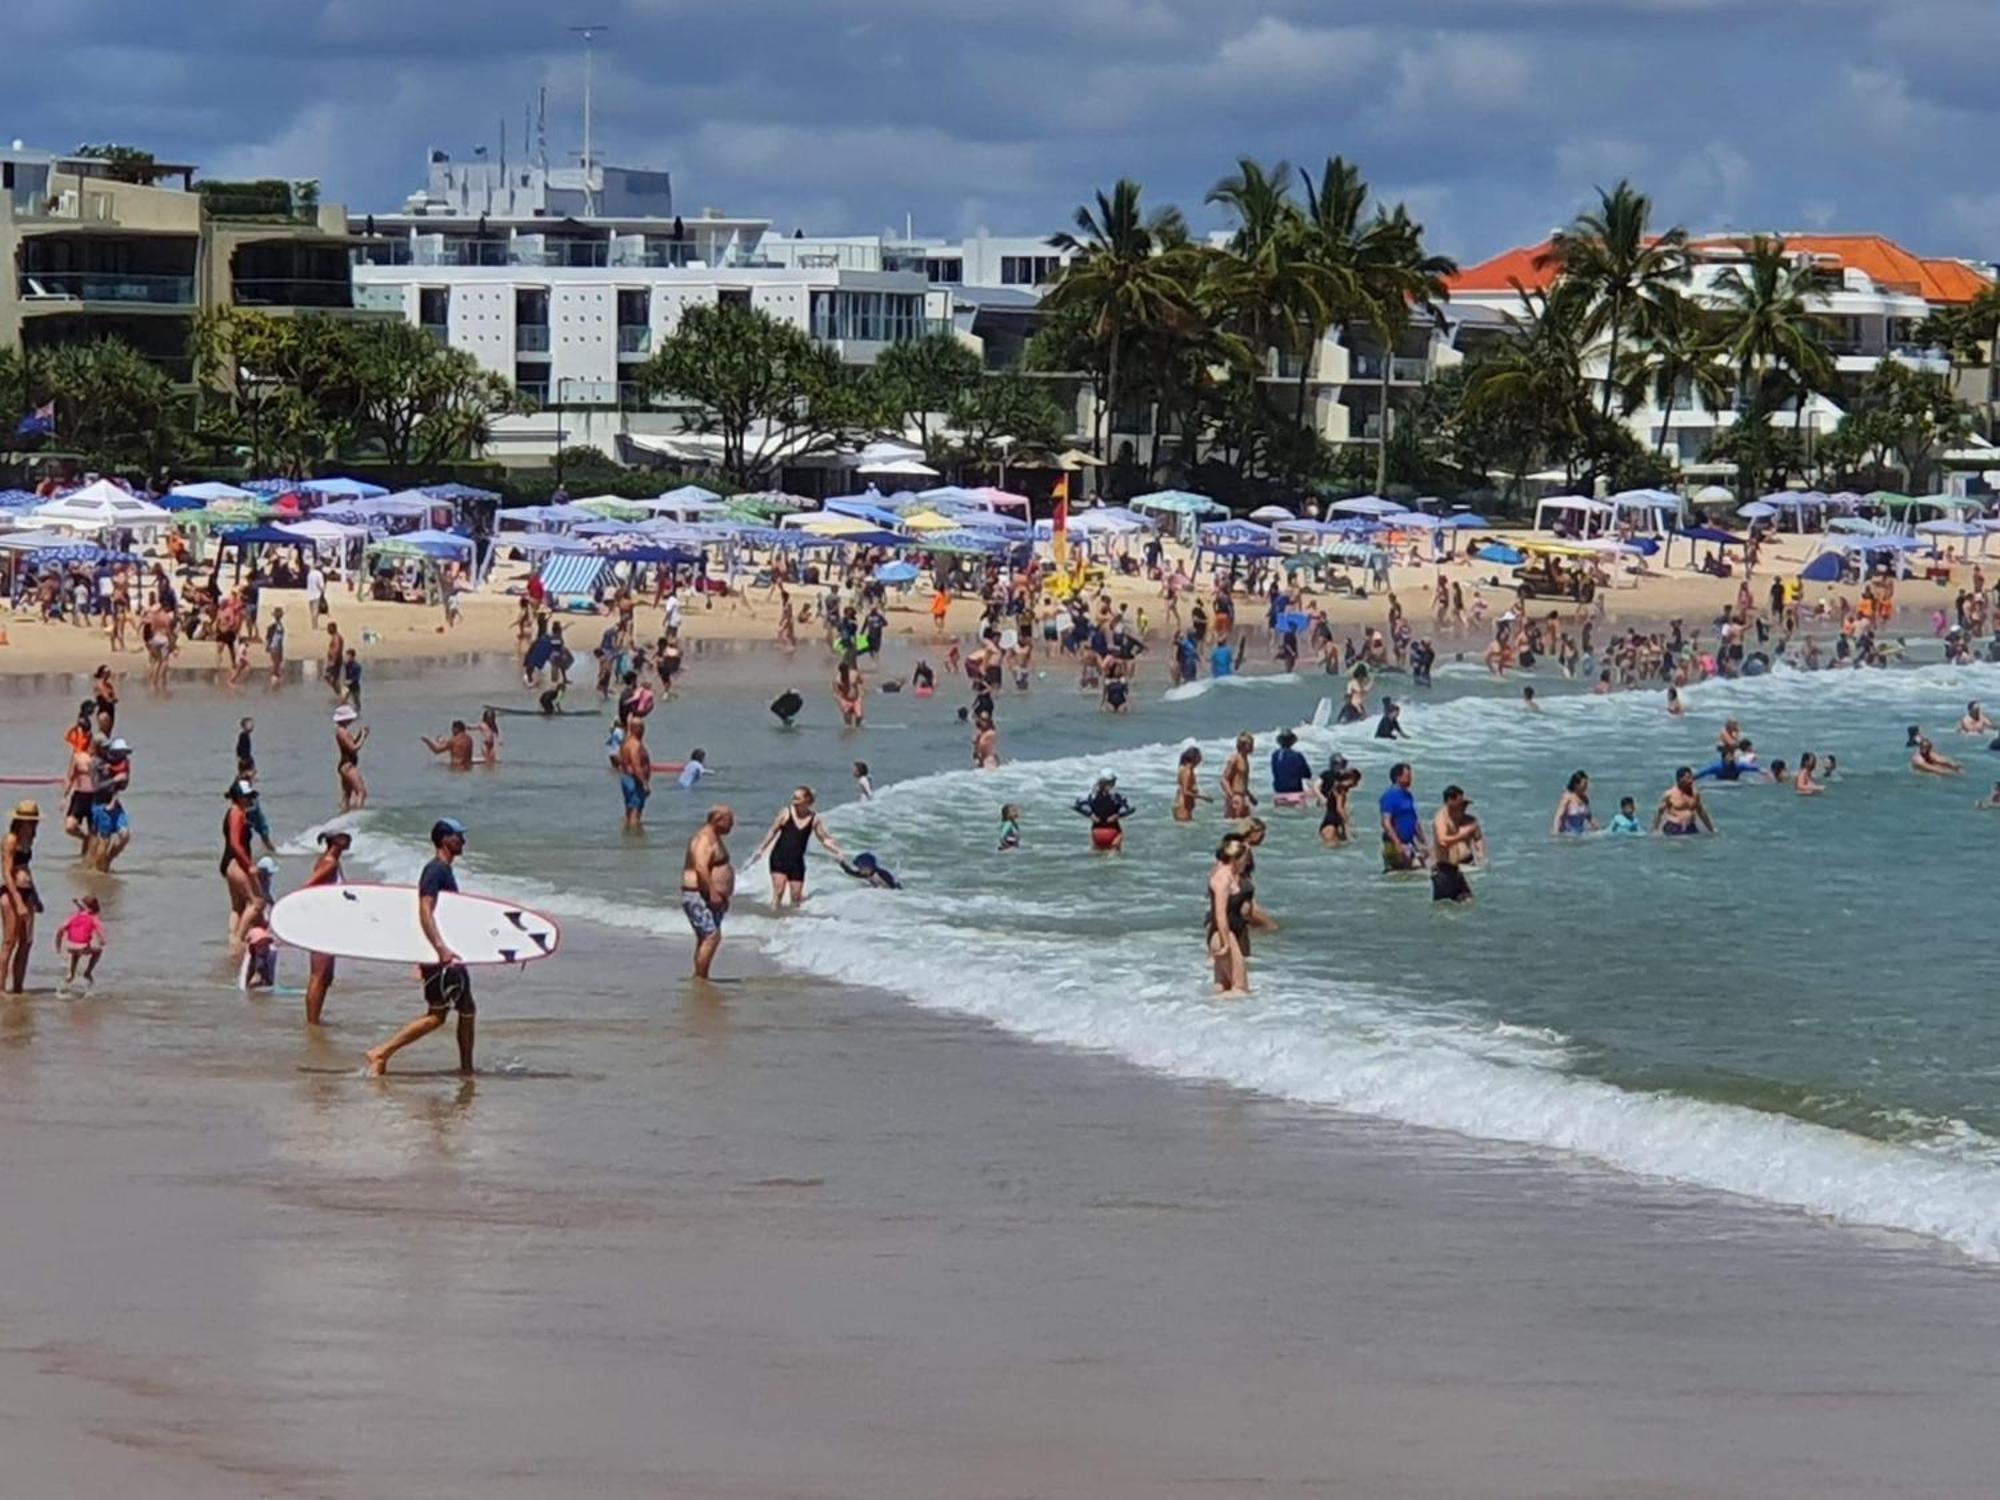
[1607,488,1685,535]
[1662,524,1744,569]
[535,552,610,600]
[974,487,1033,514]
[728,491,815,520]
[823,495,906,528]
[574,495,650,521]
[1799,552,1844,583]
[496,503,598,529]
[169,480,256,504]
[276,518,368,553]
[1204,541,1282,560]
[1199,519,1277,545]
[399,528,478,562]
[217,524,308,547]
[575,519,654,538]
[32,480,172,537]
[1444,512,1490,528]
[940,508,1028,533]
[857,455,939,478]
[298,477,389,500]
[1327,495,1405,517]
[1532,494,1612,536]
[420,482,500,502]
[1132,489,1225,517]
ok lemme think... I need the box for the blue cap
[853,852,878,871]
[431,817,467,843]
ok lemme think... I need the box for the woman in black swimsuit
[749,786,847,908]
[2,800,43,994]
[1318,762,1361,848]
[1205,833,1251,996]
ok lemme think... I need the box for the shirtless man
[1652,766,1716,836]
[61,733,98,849]
[971,711,1000,769]
[1959,701,1995,735]
[1220,732,1256,820]
[1911,736,1963,777]
[1429,784,1481,904]
[681,806,736,980]
[421,720,477,770]
[617,717,653,828]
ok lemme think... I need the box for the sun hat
[107,737,130,753]
[332,704,359,723]
[10,799,40,822]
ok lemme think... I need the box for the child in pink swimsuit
[56,895,105,990]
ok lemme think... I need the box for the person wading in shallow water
[682,806,736,980]
[366,819,476,1077]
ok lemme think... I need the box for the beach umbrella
[1475,543,1525,565]
[1444,512,1489,528]
[1737,501,1778,519]
[299,477,389,500]
[1691,484,1734,505]
[874,560,921,585]
[1248,504,1295,522]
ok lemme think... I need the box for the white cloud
[1390,32,1534,118]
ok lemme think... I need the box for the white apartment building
[348,152,942,462]
[1444,233,1995,472]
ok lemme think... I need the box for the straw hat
[332,704,359,723]
[10,799,40,822]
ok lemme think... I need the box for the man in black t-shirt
[365,818,476,1076]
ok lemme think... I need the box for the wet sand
[5,933,2000,1498]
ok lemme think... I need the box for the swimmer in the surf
[852,761,873,800]
[1074,772,1133,853]
[1978,781,2000,810]
[1961,701,1995,734]
[838,852,901,889]
[1653,766,1715,835]
[1911,736,1964,776]
[1521,685,1540,712]
[1174,746,1209,822]
[997,804,1022,850]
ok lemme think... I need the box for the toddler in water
[1607,796,1643,835]
[852,760,873,800]
[997,803,1022,851]
[241,902,278,991]
[55,895,106,991]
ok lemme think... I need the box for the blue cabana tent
[1800,553,1844,583]
[299,477,389,499]
[399,528,477,559]
[421,482,500,502]
[218,524,308,546]
[824,497,906,528]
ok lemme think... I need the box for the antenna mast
[569,24,609,216]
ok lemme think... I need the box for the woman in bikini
[2,801,43,994]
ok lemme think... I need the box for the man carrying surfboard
[365,818,475,1077]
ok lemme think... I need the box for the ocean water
[7,646,2000,1262]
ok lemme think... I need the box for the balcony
[616,324,652,357]
[1349,353,1429,383]
[516,382,549,405]
[232,277,354,309]
[17,271,195,307]
[516,325,551,354]
[610,243,705,270]
[421,323,448,346]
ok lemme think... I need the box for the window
[810,290,926,344]
[1000,254,1062,285]
[616,288,649,326]
[514,287,549,325]
[418,287,449,327]
[925,257,963,284]
[718,288,752,310]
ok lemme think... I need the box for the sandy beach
[0,534,1968,680]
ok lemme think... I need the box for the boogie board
[270,883,562,966]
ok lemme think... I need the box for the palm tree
[1360,204,1457,491]
[1292,156,1376,430]
[1615,288,1733,460]
[1468,279,1598,494]
[1205,157,1344,436]
[1537,180,1690,426]
[1046,180,1194,458]
[1710,235,1834,457]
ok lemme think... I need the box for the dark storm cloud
[7,0,1995,261]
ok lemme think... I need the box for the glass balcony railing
[515,325,551,353]
[515,382,549,405]
[617,325,651,355]
[18,271,195,305]
[232,278,354,309]
[420,322,448,345]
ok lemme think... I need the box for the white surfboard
[270,883,562,967]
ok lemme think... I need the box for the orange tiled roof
[1690,232,1991,305]
[1444,241,1559,296]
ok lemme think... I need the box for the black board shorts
[420,962,476,1015]
[1431,864,1472,903]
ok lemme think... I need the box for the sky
[15,0,2000,267]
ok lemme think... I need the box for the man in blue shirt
[1378,761,1427,872]
[366,817,475,1076]
[1269,730,1312,807]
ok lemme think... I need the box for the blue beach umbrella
[1475,543,1525,565]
